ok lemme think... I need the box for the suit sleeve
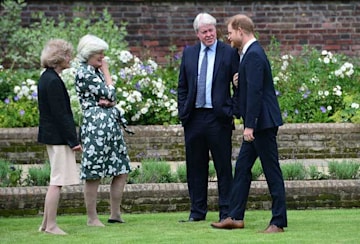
[177,49,189,122]
[244,52,264,128]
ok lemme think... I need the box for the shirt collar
[201,40,217,52]
[241,38,256,55]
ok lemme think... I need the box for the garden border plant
[0,158,359,187]
[0,0,359,128]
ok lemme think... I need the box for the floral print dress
[75,63,131,180]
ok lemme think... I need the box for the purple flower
[135,82,141,91]
[302,90,311,99]
[4,98,10,104]
[282,111,288,118]
[19,110,25,116]
[275,90,280,96]
[14,96,19,101]
[119,69,127,79]
[295,109,299,114]
[170,89,176,95]
[145,65,154,74]
[320,106,326,113]
[32,92,38,98]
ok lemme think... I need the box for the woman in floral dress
[75,34,131,227]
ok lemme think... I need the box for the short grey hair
[193,12,217,32]
[76,34,109,62]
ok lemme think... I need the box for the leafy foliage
[0,160,22,187]
[328,160,360,179]
[280,162,307,180]
[0,0,359,127]
[251,159,263,180]
[129,159,176,183]
[24,163,51,186]
[269,38,360,123]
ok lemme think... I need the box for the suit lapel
[213,41,224,81]
[191,44,201,89]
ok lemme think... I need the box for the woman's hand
[99,58,113,86]
[72,144,82,152]
[98,98,115,108]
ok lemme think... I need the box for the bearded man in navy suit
[177,12,239,222]
[211,14,288,233]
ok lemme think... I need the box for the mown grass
[0,209,359,243]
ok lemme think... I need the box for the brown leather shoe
[211,217,244,229]
[262,224,284,233]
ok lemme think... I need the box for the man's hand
[243,127,254,142]
[233,72,238,88]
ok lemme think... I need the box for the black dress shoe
[179,217,205,222]
[108,219,125,223]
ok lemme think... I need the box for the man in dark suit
[178,12,239,222]
[211,14,287,233]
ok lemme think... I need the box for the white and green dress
[75,63,130,180]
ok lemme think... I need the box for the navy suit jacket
[234,41,283,131]
[178,41,239,126]
[37,68,79,148]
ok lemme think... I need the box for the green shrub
[0,160,22,187]
[24,163,50,186]
[251,159,263,180]
[328,160,360,179]
[134,159,176,183]
[308,165,329,180]
[127,165,141,184]
[269,38,360,123]
[208,161,216,181]
[0,0,359,127]
[176,164,187,183]
[281,162,307,180]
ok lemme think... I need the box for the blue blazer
[234,41,283,131]
[178,41,239,126]
[37,68,79,148]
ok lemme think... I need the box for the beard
[231,39,242,49]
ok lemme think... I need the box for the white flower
[321,50,328,56]
[323,57,330,64]
[351,103,359,109]
[333,85,342,96]
[118,50,133,63]
[327,105,332,111]
[345,69,354,77]
[14,86,21,93]
[140,107,148,114]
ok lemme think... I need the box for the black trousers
[229,127,288,227]
[184,109,233,220]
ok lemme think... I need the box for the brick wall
[0,124,359,164]
[1,180,359,216]
[16,0,360,64]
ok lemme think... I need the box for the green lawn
[0,209,359,243]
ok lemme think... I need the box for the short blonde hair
[40,39,73,68]
[226,14,255,35]
[193,12,217,33]
[76,34,109,62]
